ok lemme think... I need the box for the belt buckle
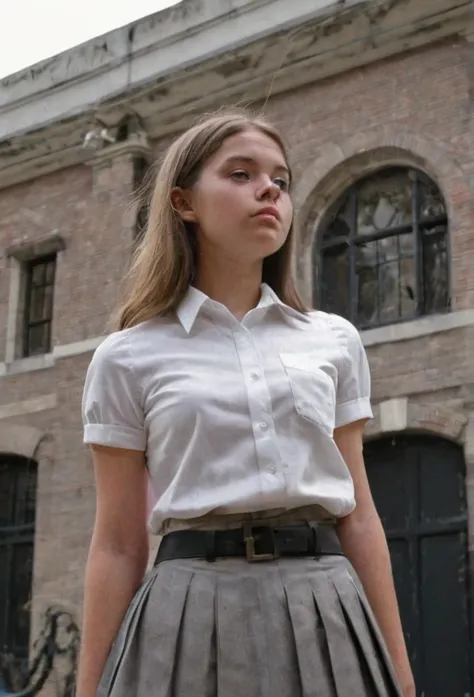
[243,523,278,562]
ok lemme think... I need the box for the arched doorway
[364,434,473,696]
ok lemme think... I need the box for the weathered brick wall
[0,152,142,662]
[0,167,92,359]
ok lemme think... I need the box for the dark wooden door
[364,435,473,697]
[0,454,37,671]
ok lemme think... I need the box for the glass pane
[319,244,350,317]
[322,194,352,243]
[43,284,54,320]
[356,169,412,236]
[27,323,50,355]
[419,179,447,220]
[15,464,37,527]
[356,241,379,326]
[31,262,45,286]
[399,256,417,319]
[422,224,449,314]
[44,259,56,285]
[8,542,33,655]
[28,285,45,322]
[356,234,416,327]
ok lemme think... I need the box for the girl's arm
[334,421,415,697]
[76,445,149,697]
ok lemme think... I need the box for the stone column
[54,133,153,344]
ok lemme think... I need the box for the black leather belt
[155,523,343,564]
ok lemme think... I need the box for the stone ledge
[0,352,55,377]
[53,336,106,359]
[361,310,474,347]
[0,336,105,377]
[1,311,474,377]
[0,394,57,420]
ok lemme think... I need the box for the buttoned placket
[232,320,284,501]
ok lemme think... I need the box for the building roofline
[0,0,350,141]
[0,0,469,190]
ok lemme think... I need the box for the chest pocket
[279,352,336,435]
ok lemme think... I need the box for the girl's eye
[231,170,250,181]
[274,177,289,191]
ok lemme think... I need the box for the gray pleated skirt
[96,550,402,697]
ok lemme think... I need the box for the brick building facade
[0,1,473,694]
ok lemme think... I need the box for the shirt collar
[176,283,311,334]
[176,286,209,334]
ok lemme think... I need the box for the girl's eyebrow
[222,154,290,177]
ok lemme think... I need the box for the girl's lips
[253,206,281,221]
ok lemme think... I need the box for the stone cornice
[0,0,470,190]
[0,0,356,140]
[84,133,152,168]
[5,232,66,261]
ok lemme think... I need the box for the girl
[78,110,415,697]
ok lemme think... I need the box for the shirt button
[259,422,268,431]
[250,372,259,380]
[268,464,276,474]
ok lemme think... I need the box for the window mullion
[412,173,423,316]
[23,261,33,357]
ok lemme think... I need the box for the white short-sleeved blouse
[82,283,372,535]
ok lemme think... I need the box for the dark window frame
[315,167,450,329]
[0,454,37,664]
[23,254,57,357]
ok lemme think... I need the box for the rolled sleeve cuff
[335,397,373,429]
[83,424,146,451]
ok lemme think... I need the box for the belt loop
[309,522,320,559]
[205,530,216,562]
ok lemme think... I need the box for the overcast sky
[0,0,180,79]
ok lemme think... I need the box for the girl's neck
[194,261,263,319]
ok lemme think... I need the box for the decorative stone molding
[379,398,408,433]
[293,128,472,296]
[84,133,152,170]
[0,394,58,420]
[2,235,66,363]
[0,424,45,458]
[365,398,467,443]
[5,232,66,261]
[33,432,56,466]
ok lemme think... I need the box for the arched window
[0,454,37,670]
[315,167,449,329]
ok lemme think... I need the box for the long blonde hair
[115,109,307,330]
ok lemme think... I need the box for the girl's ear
[170,187,198,223]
